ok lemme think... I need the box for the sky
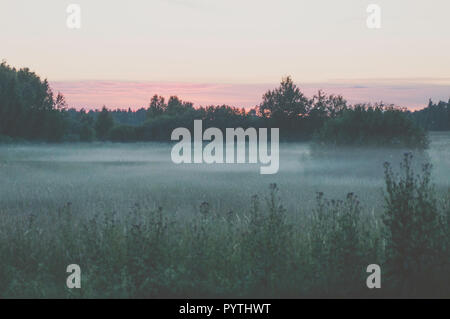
[1,0,449,110]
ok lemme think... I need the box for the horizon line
[50,79,450,112]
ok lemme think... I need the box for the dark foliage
[95,107,115,140]
[382,153,449,297]
[0,62,67,141]
[313,104,429,149]
[411,99,450,131]
[0,62,442,147]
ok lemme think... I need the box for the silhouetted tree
[259,76,310,120]
[166,96,194,115]
[314,104,428,148]
[95,106,115,140]
[0,62,67,141]
[411,99,450,131]
[0,63,439,146]
[147,95,166,119]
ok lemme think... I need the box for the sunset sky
[1,0,449,110]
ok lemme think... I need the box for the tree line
[0,62,67,142]
[0,62,445,148]
[411,99,450,131]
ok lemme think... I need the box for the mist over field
[1,133,449,219]
[1,133,449,298]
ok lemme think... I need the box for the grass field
[0,132,448,298]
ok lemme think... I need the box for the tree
[411,99,450,131]
[166,96,193,115]
[79,110,95,142]
[0,62,67,141]
[95,106,115,140]
[309,90,329,124]
[54,92,67,110]
[147,95,166,119]
[313,104,428,149]
[259,76,310,120]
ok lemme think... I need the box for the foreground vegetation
[0,153,448,298]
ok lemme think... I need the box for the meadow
[0,132,448,298]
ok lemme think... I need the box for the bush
[313,105,429,149]
[382,153,449,297]
[308,192,369,296]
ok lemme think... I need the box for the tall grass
[0,154,448,298]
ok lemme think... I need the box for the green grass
[0,176,447,298]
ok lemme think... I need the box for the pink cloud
[50,80,450,111]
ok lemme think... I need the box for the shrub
[308,192,367,296]
[382,153,448,297]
